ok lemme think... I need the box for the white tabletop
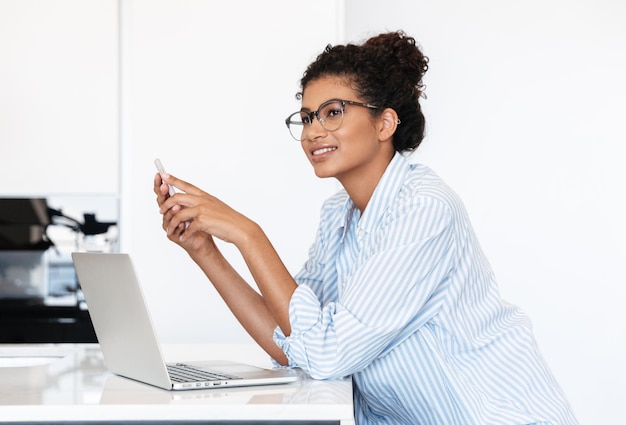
[0,343,354,424]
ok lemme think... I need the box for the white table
[0,343,354,424]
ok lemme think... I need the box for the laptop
[71,252,298,391]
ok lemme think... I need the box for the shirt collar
[359,152,412,236]
[336,152,412,241]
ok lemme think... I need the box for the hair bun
[363,31,429,95]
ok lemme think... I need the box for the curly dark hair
[297,30,429,152]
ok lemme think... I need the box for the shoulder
[387,162,470,231]
[399,164,459,207]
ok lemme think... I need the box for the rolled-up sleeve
[273,285,334,373]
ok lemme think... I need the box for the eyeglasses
[285,99,379,141]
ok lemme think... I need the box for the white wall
[343,0,625,423]
[0,0,119,195]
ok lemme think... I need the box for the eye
[320,101,343,121]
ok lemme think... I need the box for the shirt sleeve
[274,195,457,379]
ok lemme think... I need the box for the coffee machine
[0,197,117,342]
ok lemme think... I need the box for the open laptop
[71,252,298,391]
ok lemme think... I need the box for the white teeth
[313,147,336,155]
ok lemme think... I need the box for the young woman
[155,31,578,424]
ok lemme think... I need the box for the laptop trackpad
[187,361,271,374]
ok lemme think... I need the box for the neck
[338,153,394,212]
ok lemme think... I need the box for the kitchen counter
[0,343,354,424]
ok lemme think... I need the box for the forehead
[301,76,358,110]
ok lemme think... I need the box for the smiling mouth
[312,147,337,156]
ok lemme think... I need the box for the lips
[312,146,337,156]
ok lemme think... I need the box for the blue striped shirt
[274,153,578,424]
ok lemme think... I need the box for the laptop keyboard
[167,363,242,383]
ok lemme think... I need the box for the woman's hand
[153,172,253,254]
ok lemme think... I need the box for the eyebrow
[300,98,343,112]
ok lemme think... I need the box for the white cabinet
[0,0,119,195]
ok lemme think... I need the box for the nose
[302,115,327,142]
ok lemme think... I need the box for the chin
[311,164,336,179]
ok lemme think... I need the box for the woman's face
[299,77,392,184]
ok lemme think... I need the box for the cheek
[335,126,377,154]
[339,116,377,140]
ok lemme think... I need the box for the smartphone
[154,158,190,228]
[154,158,176,196]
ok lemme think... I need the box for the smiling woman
[290,76,397,199]
[153,31,579,424]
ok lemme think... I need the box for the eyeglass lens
[287,100,344,141]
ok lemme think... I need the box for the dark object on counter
[0,197,110,343]
[0,198,53,251]
[48,209,117,236]
[1,198,118,251]
[0,302,97,343]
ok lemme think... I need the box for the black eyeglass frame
[284,99,379,141]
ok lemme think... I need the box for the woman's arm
[153,172,295,364]
[190,236,289,365]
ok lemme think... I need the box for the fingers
[153,173,232,243]
[164,204,188,233]
[154,173,204,250]
[157,172,205,212]
[160,173,203,196]
[160,204,188,241]
[154,173,172,204]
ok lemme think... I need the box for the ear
[378,108,400,142]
